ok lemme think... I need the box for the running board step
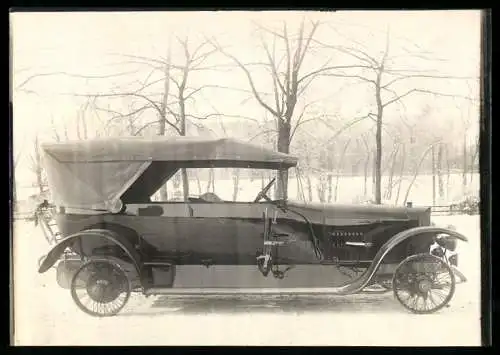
[144,287,355,296]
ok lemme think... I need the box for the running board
[144,287,358,296]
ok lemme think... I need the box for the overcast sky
[11,10,481,184]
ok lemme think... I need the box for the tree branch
[133,120,165,136]
[248,129,278,143]
[95,104,152,127]
[298,64,374,85]
[260,35,286,101]
[15,70,139,90]
[209,38,281,118]
[296,20,320,71]
[71,92,164,117]
[382,88,477,108]
[318,72,376,85]
[382,74,478,89]
[323,114,372,145]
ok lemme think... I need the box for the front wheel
[392,253,456,314]
[70,259,131,317]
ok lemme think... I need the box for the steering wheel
[253,178,276,203]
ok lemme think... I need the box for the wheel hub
[417,278,432,293]
[87,274,121,303]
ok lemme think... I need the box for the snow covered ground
[12,214,481,346]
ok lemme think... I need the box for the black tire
[70,259,131,317]
[392,253,455,314]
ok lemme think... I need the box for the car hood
[284,200,431,226]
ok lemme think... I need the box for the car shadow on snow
[117,293,438,316]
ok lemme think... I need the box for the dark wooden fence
[429,205,466,216]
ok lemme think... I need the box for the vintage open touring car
[36,136,468,317]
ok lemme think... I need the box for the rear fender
[336,226,468,294]
[38,229,142,276]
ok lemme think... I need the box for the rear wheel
[70,259,131,317]
[393,253,455,314]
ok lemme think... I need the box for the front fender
[335,226,468,295]
[38,229,142,276]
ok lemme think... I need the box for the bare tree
[436,142,445,203]
[334,138,352,202]
[315,29,477,204]
[469,134,479,183]
[360,133,371,198]
[210,19,372,200]
[403,140,442,205]
[394,143,406,205]
[384,138,401,201]
[78,37,228,201]
[431,144,436,205]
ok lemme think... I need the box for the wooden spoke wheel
[392,253,455,314]
[70,259,131,317]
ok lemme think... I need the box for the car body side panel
[54,201,432,267]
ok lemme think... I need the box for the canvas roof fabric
[40,137,298,211]
[41,136,298,166]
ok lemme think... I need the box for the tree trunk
[172,173,181,199]
[404,143,438,205]
[82,114,88,139]
[75,113,82,140]
[276,118,291,200]
[360,134,370,198]
[317,175,326,203]
[159,185,168,201]
[395,144,406,205]
[437,143,444,203]
[35,167,44,194]
[363,156,369,197]
[296,174,302,201]
[306,174,313,202]
[445,144,451,200]
[374,115,383,204]
[63,125,69,141]
[195,174,202,195]
[326,144,335,203]
[374,69,384,205]
[179,91,189,201]
[232,168,240,201]
[385,144,399,201]
[462,134,468,194]
[158,48,171,201]
[12,181,17,212]
[50,116,61,142]
[372,150,377,193]
[470,135,479,184]
[333,174,340,202]
[431,145,436,206]
[181,168,189,201]
[207,168,215,192]
[334,138,351,202]
[327,174,333,203]
[31,137,45,194]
